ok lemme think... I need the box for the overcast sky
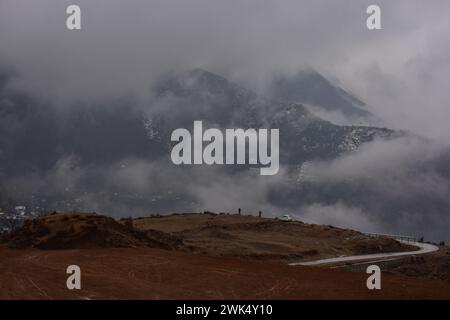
[1,0,450,141]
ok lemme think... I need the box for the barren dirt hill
[1,212,183,250]
[2,212,415,261]
[0,211,449,299]
[133,212,415,261]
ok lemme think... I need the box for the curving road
[289,240,439,267]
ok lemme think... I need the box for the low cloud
[298,202,380,232]
[295,137,450,241]
[3,135,450,242]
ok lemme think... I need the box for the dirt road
[289,241,439,266]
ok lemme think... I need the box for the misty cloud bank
[1,0,450,140]
[2,135,450,241]
[1,1,450,241]
[292,137,450,241]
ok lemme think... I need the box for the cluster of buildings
[0,205,38,233]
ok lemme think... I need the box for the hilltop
[1,212,182,250]
[0,211,413,261]
[133,212,414,261]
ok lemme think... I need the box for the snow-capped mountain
[0,68,396,178]
[270,69,381,126]
[148,68,394,164]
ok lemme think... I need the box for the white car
[281,214,293,222]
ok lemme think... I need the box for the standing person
[238,208,241,215]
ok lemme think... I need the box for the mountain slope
[149,68,394,164]
[270,69,379,125]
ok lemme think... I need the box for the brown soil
[0,245,449,300]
